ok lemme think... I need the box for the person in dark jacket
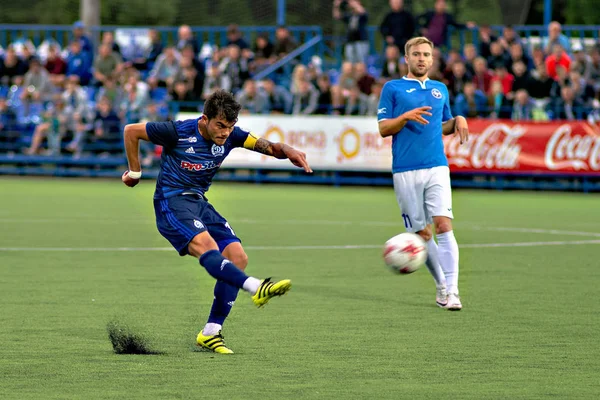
[379,0,415,54]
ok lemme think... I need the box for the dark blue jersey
[146,117,258,199]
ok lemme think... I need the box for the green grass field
[1,177,599,399]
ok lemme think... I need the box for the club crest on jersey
[211,144,225,156]
[431,88,442,99]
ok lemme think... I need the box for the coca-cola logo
[544,124,600,171]
[445,123,524,169]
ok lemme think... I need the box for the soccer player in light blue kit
[377,37,469,310]
[121,90,312,353]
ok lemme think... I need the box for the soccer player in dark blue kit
[121,90,312,354]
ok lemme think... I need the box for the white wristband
[127,170,142,179]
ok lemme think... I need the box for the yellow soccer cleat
[196,331,234,354]
[251,278,292,308]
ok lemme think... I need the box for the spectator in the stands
[379,0,415,54]
[498,25,524,53]
[139,101,167,167]
[95,77,122,107]
[570,70,596,107]
[119,72,149,123]
[491,64,515,95]
[554,86,585,120]
[65,40,92,86]
[273,26,298,61]
[446,61,471,100]
[179,44,205,98]
[93,44,123,87]
[528,63,554,102]
[488,80,512,119]
[417,0,475,48]
[314,74,333,115]
[454,81,488,118]
[487,41,512,71]
[251,33,275,71]
[176,25,200,55]
[24,98,64,155]
[472,57,493,94]
[101,31,121,56]
[88,96,123,154]
[226,24,249,50]
[543,21,571,55]
[147,47,180,90]
[0,47,27,86]
[170,80,197,111]
[44,44,67,87]
[20,57,53,113]
[510,61,533,96]
[220,44,251,94]
[511,89,534,121]
[571,42,593,83]
[0,97,18,144]
[355,62,375,97]
[462,43,478,75]
[333,0,369,64]
[292,79,319,115]
[236,80,270,114]
[72,21,94,61]
[381,45,402,79]
[129,29,164,71]
[331,61,358,114]
[261,78,293,114]
[202,64,231,100]
[509,42,532,74]
[478,24,498,59]
[531,45,546,68]
[365,79,384,116]
[545,43,571,80]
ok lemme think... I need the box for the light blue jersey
[377,77,453,173]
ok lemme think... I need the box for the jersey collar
[402,76,429,89]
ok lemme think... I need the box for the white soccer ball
[383,233,427,274]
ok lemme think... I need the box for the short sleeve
[442,86,453,122]
[146,121,178,149]
[377,82,395,122]
[230,126,259,149]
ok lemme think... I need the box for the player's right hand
[403,106,432,125]
[122,170,140,187]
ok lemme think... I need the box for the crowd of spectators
[1,0,600,158]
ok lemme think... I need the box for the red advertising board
[444,120,600,175]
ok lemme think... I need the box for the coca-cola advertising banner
[444,120,600,175]
[177,113,600,175]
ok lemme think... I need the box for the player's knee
[435,219,453,235]
[229,251,249,270]
[188,232,218,258]
[417,227,433,242]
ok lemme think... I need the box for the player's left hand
[285,147,313,173]
[122,170,141,187]
[455,116,469,145]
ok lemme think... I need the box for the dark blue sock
[199,250,248,289]
[207,281,240,325]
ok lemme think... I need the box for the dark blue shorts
[154,194,241,256]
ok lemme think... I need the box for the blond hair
[404,37,434,55]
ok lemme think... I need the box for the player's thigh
[154,196,215,256]
[201,202,242,253]
[222,242,248,270]
[424,166,454,229]
[393,171,427,233]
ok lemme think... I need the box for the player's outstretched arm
[122,122,149,187]
[253,138,313,173]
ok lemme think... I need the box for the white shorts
[393,166,454,233]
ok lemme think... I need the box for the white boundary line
[2,240,600,252]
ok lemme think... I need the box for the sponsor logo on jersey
[194,220,204,229]
[377,107,387,115]
[178,137,198,143]
[406,88,416,93]
[431,88,442,99]
[211,144,225,156]
[180,160,222,171]
[185,147,195,153]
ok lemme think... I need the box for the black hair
[203,89,241,122]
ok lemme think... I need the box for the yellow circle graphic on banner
[339,128,361,159]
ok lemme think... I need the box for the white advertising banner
[177,113,393,172]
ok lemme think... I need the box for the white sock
[202,322,222,336]
[242,277,261,294]
[436,231,459,294]
[425,238,446,287]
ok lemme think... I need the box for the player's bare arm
[253,138,313,173]
[122,122,150,187]
[442,116,469,144]
[378,106,433,138]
